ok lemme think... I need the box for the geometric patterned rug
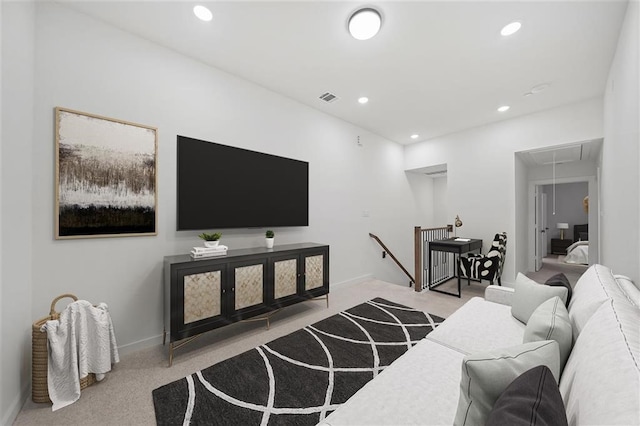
[152,298,444,425]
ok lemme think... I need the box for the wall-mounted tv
[177,136,309,230]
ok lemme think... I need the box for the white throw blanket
[42,300,119,411]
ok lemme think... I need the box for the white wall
[602,0,640,283]
[1,1,35,423]
[405,98,604,285]
[514,155,529,277]
[432,177,449,227]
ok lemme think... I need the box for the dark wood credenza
[163,242,329,365]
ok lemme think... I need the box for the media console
[163,242,329,365]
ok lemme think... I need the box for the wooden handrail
[369,233,415,286]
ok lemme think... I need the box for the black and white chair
[459,232,507,286]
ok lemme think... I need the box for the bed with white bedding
[564,240,589,264]
[564,223,589,265]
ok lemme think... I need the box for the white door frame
[534,189,548,271]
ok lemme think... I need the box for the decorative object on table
[454,215,463,236]
[190,244,228,259]
[557,223,569,239]
[55,107,157,239]
[152,298,444,425]
[265,229,275,249]
[198,232,221,248]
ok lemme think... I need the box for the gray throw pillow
[545,273,572,307]
[511,273,568,324]
[523,296,573,372]
[485,365,568,426]
[454,340,560,426]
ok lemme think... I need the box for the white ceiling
[62,1,628,145]
[518,139,603,167]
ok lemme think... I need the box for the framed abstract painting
[55,107,158,239]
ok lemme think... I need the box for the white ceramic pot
[204,241,219,248]
[266,238,274,249]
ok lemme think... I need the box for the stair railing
[369,233,415,287]
[414,226,453,292]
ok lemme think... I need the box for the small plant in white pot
[265,230,275,249]
[199,232,222,248]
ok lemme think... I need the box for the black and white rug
[152,298,444,425]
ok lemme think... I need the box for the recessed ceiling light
[193,5,213,22]
[358,97,369,104]
[411,134,419,139]
[348,8,382,40]
[497,105,510,112]
[501,21,521,36]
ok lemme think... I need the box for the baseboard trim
[116,334,164,357]
[331,274,374,288]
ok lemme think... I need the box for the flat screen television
[177,136,309,230]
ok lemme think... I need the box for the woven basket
[32,294,97,403]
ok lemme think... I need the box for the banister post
[414,226,422,292]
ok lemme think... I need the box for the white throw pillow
[511,273,568,324]
[523,296,572,372]
[454,340,560,426]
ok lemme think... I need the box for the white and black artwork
[55,107,157,239]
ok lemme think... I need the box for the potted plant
[265,230,275,249]
[199,232,222,248]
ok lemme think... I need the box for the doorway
[529,177,597,274]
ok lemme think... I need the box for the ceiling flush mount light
[497,105,510,112]
[348,8,382,40]
[358,97,369,104]
[193,5,213,22]
[410,134,419,139]
[501,21,521,36]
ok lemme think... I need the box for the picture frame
[55,107,158,239]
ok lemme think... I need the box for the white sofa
[321,264,640,425]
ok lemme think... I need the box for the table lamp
[454,215,462,237]
[557,223,569,240]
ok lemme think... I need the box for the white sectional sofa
[321,264,640,425]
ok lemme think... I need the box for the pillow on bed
[544,273,572,307]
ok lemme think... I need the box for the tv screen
[177,136,309,230]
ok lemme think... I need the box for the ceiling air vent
[319,92,339,103]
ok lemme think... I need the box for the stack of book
[190,245,228,259]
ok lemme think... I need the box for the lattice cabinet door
[229,258,269,320]
[301,248,329,297]
[268,254,300,307]
[173,263,227,341]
